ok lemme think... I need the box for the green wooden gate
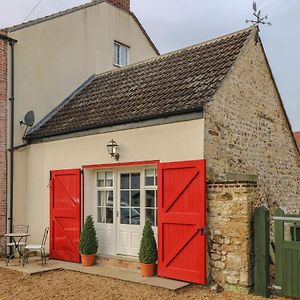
[274,208,300,298]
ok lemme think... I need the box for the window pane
[106,208,113,224]
[121,208,129,224]
[107,191,114,207]
[145,169,155,177]
[146,209,155,226]
[114,43,120,65]
[121,191,129,207]
[131,173,140,189]
[145,177,154,186]
[97,207,105,223]
[105,171,113,187]
[131,191,140,207]
[97,172,105,187]
[120,46,128,66]
[98,191,106,206]
[121,174,129,189]
[146,190,155,208]
[131,208,140,225]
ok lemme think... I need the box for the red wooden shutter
[158,160,206,284]
[50,169,81,263]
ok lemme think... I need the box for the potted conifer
[79,215,98,267]
[138,219,158,277]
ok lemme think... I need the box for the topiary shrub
[139,219,157,264]
[79,215,98,255]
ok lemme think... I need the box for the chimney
[106,0,130,12]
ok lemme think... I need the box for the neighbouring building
[294,131,300,151]
[0,32,8,251]
[0,0,158,254]
[9,26,299,291]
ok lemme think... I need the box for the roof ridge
[95,26,256,80]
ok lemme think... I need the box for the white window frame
[144,168,158,227]
[114,41,129,67]
[96,171,114,224]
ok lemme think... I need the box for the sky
[0,0,299,130]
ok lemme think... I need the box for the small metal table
[4,232,30,266]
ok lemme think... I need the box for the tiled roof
[27,27,255,140]
[294,131,300,150]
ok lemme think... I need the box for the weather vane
[246,1,271,27]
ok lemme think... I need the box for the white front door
[93,167,158,257]
[117,172,142,256]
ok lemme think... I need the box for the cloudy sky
[0,0,299,130]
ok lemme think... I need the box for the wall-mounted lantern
[107,139,119,161]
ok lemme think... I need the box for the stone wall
[204,31,300,216]
[207,181,257,292]
[0,33,7,255]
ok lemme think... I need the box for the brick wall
[107,0,130,12]
[207,181,257,292]
[204,32,300,215]
[0,32,7,254]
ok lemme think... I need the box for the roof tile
[28,27,254,139]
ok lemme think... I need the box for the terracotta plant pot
[81,254,95,267]
[140,263,156,277]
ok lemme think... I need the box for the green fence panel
[254,206,270,297]
[274,208,300,298]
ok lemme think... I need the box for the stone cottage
[4,25,300,291]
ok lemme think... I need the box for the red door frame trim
[82,160,160,169]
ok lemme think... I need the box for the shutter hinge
[199,227,208,236]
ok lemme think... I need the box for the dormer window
[114,42,129,67]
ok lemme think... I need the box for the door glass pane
[131,173,140,189]
[131,208,140,225]
[106,208,113,224]
[146,190,155,207]
[145,169,156,186]
[97,172,105,187]
[98,191,106,206]
[107,191,114,207]
[121,191,129,207]
[121,208,129,224]
[105,171,113,187]
[131,191,140,207]
[121,174,130,189]
[146,209,155,226]
[97,207,106,223]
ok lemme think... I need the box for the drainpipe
[0,34,17,236]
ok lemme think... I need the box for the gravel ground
[0,267,287,300]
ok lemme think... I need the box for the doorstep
[96,254,140,272]
[0,257,190,291]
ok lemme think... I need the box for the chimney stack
[93,0,130,12]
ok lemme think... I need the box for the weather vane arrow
[246,1,271,27]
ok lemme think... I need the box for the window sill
[113,63,127,68]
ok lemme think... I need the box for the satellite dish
[253,1,257,12]
[21,110,35,127]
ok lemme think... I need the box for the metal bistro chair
[6,224,29,263]
[24,227,49,266]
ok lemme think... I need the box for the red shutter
[158,160,206,284]
[50,169,81,263]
